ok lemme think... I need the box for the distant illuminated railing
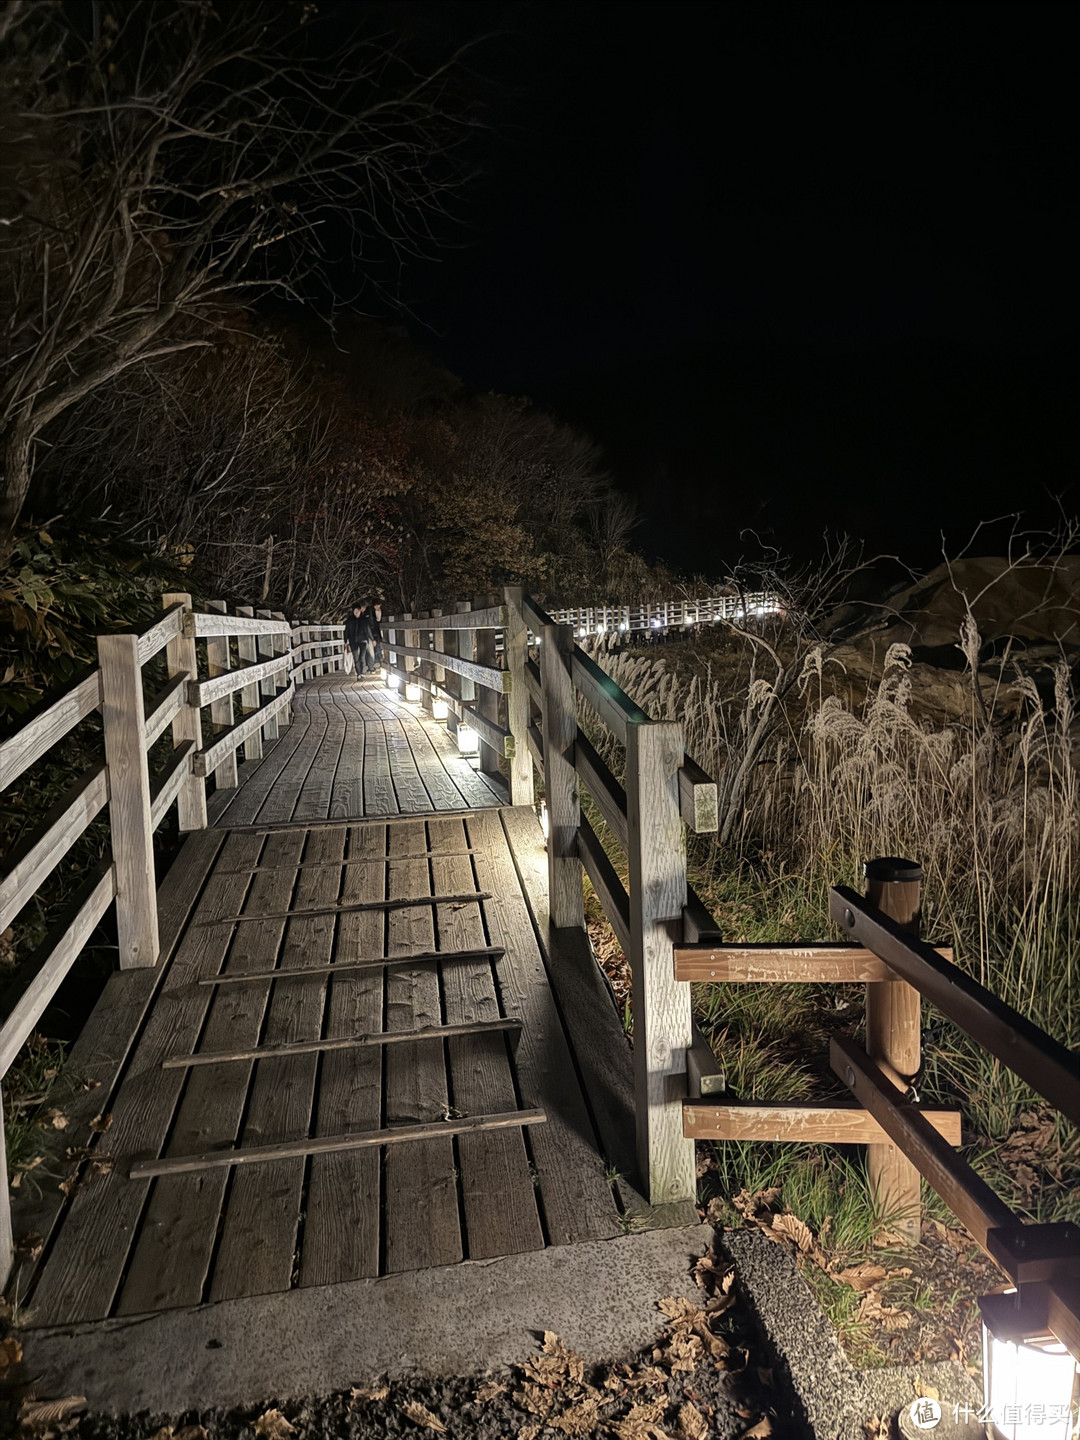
[544,591,782,639]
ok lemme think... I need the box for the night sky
[372,2,1080,573]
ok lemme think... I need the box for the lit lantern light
[456,723,479,756]
[388,672,401,689]
[379,666,387,680]
[980,1288,1079,1440]
[432,698,448,720]
[596,624,606,634]
[405,680,422,703]
[577,627,587,638]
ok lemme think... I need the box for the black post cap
[864,857,922,883]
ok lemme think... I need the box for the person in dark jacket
[344,604,370,676]
[368,601,383,671]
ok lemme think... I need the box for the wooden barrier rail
[0,594,346,1283]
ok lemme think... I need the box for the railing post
[443,600,470,737]
[864,856,923,1241]
[256,608,280,742]
[474,592,501,777]
[98,632,159,969]
[234,606,263,760]
[205,600,238,790]
[271,612,292,718]
[539,623,583,929]
[504,585,534,807]
[162,591,207,832]
[422,609,440,715]
[403,613,416,693]
[0,1091,13,1286]
[626,718,696,1205]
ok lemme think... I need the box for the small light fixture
[379,666,387,679]
[980,1276,1079,1440]
[432,698,448,720]
[577,627,587,638]
[457,723,479,756]
[405,680,422,703]
[388,672,401,689]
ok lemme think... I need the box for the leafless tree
[0,0,477,550]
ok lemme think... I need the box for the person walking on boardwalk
[368,600,383,672]
[344,603,371,677]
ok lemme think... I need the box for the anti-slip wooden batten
[160,1016,523,1068]
[198,891,493,926]
[128,1107,549,1180]
[197,945,505,986]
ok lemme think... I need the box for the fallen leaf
[741,1419,772,1439]
[148,1428,174,1440]
[254,1409,295,1439]
[0,1335,23,1371]
[914,1383,940,1402]
[175,1427,209,1440]
[677,1400,709,1439]
[18,1396,87,1428]
[771,1213,814,1252]
[548,1398,600,1434]
[350,1384,390,1403]
[833,1263,887,1292]
[399,1400,448,1432]
[517,1426,541,1440]
[43,1108,68,1130]
[474,1380,507,1403]
[88,1112,113,1133]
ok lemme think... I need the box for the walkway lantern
[405,679,422,703]
[388,672,401,689]
[980,1286,1079,1440]
[456,723,479,756]
[432,698,448,720]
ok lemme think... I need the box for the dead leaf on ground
[547,1398,601,1434]
[41,1108,68,1130]
[832,1263,887,1292]
[771,1213,814,1252]
[676,1400,709,1439]
[148,1427,174,1440]
[175,1427,209,1440]
[18,1396,87,1429]
[519,1331,585,1388]
[254,1409,295,1439]
[620,1365,669,1390]
[350,1383,390,1403]
[474,1380,507,1403]
[88,1112,113,1133]
[516,1425,542,1440]
[914,1383,940,1402]
[740,1418,773,1439]
[399,1400,448,1432]
[0,1334,23,1371]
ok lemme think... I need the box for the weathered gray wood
[189,651,289,710]
[257,608,281,742]
[98,632,159,970]
[234,606,263,761]
[684,1097,961,1144]
[474,594,502,776]
[149,740,196,831]
[191,612,290,638]
[571,649,649,746]
[430,817,545,1259]
[677,755,718,834]
[576,814,631,955]
[131,1109,548,1178]
[625,720,695,1205]
[28,830,260,1323]
[161,1016,520,1068]
[540,623,584,929]
[203,601,238,790]
[383,820,462,1272]
[136,603,186,665]
[0,1091,12,1288]
[468,809,619,1242]
[300,822,385,1286]
[0,762,108,934]
[524,656,542,706]
[687,1022,726,1098]
[143,671,189,749]
[504,587,534,806]
[162,591,207,831]
[0,669,101,794]
[115,829,307,1314]
[385,605,507,631]
[271,613,293,726]
[575,729,629,847]
[382,641,509,693]
[527,720,544,773]
[194,683,294,777]
[202,890,491,926]
[209,826,344,1303]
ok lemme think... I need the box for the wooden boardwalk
[15,678,637,1328]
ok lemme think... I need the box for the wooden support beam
[129,1107,547,1179]
[504,586,534,805]
[832,1034,1014,1250]
[198,945,504,985]
[161,1016,522,1068]
[626,718,696,1205]
[678,755,718,834]
[204,600,238,790]
[149,739,196,831]
[234,606,262,760]
[0,1091,11,1288]
[683,1098,961,1145]
[674,943,924,983]
[831,885,1080,1129]
[98,632,158,969]
[161,592,207,832]
[540,622,584,929]
[682,884,723,944]
[271,612,292,725]
[527,721,544,774]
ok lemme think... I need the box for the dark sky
[372,2,1080,572]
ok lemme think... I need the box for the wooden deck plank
[363,718,397,816]
[211,722,306,827]
[26,831,266,1325]
[299,823,386,1287]
[208,826,345,1301]
[253,696,328,824]
[404,713,470,812]
[430,818,544,1260]
[467,809,619,1245]
[384,715,433,814]
[328,688,365,819]
[383,820,462,1272]
[115,830,307,1314]
[291,687,348,823]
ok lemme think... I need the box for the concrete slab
[21,1225,710,1415]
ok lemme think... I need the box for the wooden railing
[544,591,781,638]
[0,593,345,1283]
[676,862,1080,1359]
[383,588,721,1206]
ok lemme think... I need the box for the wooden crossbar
[198,946,505,985]
[683,1099,962,1145]
[129,1107,548,1179]
[200,891,492,925]
[161,1016,521,1068]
